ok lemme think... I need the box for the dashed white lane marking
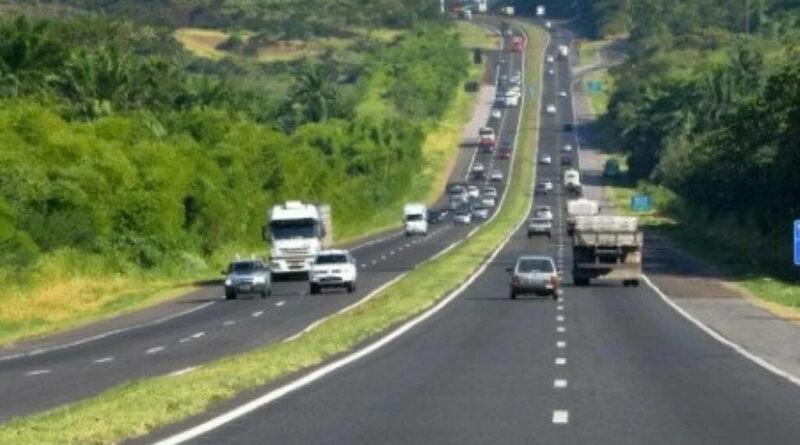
[191,332,205,339]
[389,251,395,255]
[223,320,236,327]
[372,260,377,265]
[252,311,264,318]
[275,301,286,307]
[381,255,387,260]
[170,366,201,377]
[360,264,367,269]
[405,243,411,248]
[557,326,566,333]
[556,315,564,322]
[552,410,569,424]
[93,356,114,364]
[555,357,567,366]
[557,305,564,311]
[25,369,50,377]
[179,337,192,343]
[557,341,567,349]
[554,379,568,388]
[146,346,165,354]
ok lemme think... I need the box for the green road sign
[630,194,653,212]
[587,80,603,93]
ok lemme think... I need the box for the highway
[159,21,800,445]
[0,25,527,422]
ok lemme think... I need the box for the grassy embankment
[0,24,495,348]
[0,21,547,445]
[577,39,615,115]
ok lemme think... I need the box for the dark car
[563,123,574,132]
[427,209,447,223]
[497,141,513,159]
[561,156,572,166]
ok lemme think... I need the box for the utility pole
[440,0,445,14]
[745,0,750,34]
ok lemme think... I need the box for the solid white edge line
[552,410,569,424]
[642,274,800,387]
[93,356,114,364]
[0,301,215,362]
[146,346,165,355]
[25,369,51,377]
[155,23,548,445]
[169,366,201,377]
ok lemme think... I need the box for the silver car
[223,259,271,300]
[527,218,552,238]
[472,203,490,220]
[453,207,472,225]
[508,255,560,299]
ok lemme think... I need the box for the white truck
[572,216,643,287]
[564,168,582,196]
[566,198,600,236]
[558,44,569,59]
[403,203,428,236]
[266,201,332,276]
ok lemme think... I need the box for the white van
[403,203,428,236]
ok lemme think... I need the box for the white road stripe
[192,332,205,339]
[557,305,564,311]
[146,346,165,354]
[93,357,114,364]
[556,315,564,322]
[361,264,367,268]
[223,320,236,327]
[554,379,568,388]
[557,326,566,333]
[552,410,569,424]
[555,357,567,366]
[557,341,567,349]
[179,337,192,343]
[275,301,286,307]
[252,311,263,318]
[25,369,50,377]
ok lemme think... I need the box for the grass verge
[0,21,547,445]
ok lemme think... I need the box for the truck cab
[478,127,496,148]
[403,203,428,236]
[564,168,583,196]
[512,36,525,52]
[267,201,332,276]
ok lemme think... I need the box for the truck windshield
[405,214,424,222]
[270,219,318,240]
[517,259,554,273]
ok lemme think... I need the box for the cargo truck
[512,36,525,52]
[403,203,428,236]
[571,216,642,287]
[564,168,582,196]
[558,45,569,59]
[266,201,332,277]
[566,198,600,236]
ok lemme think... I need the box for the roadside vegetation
[563,0,800,312]
[0,0,478,345]
[0,18,548,445]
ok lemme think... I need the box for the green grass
[0,22,547,445]
[455,21,499,50]
[579,39,611,67]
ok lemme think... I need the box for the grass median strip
[0,23,547,445]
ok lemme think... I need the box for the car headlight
[253,276,266,284]
[224,278,232,286]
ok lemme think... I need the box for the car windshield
[531,219,550,225]
[229,262,263,273]
[315,254,348,264]
[406,214,424,221]
[517,259,554,273]
[270,218,318,240]
[479,129,493,136]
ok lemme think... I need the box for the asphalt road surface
[171,21,800,445]
[0,25,526,422]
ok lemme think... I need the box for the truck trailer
[566,198,600,236]
[571,215,642,287]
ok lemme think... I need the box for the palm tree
[289,63,341,124]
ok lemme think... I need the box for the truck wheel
[260,290,268,298]
[510,290,517,300]
[632,279,640,287]
[225,291,237,300]
[527,233,532,238]
[309,284,320,295]
[347,282,356,293]
[551,290,558,300]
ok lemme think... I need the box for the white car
[490,169,504,182]
[542,180,554,191]
[546,55,555,63]
[546,104,557,114]
[563,144,573,152]
[471,163,486,178]
[453,208,472,225]
[483,186,498,198]
[309,250,357,294]
[482,196,497,207]
[472,204,490,220]
[510,74,522,85]
[534,205,553,221]
[491,108,502,119]
[545,21,552,29]
[467,185,480,198]
[559,91,568,97]
[540,155,552,165]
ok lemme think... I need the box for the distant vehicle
[561,156,572,166]
[572,216,642,286]
[223,259,271,300]
[453,207,472,224]
[494,97,507,108]
[542,180,554,192]
[546,54,555,63]
[510,74,522,85]
[545,20,552,29]
[478,127,496,148]
[558,44,569,58]
[447,184,469,209]
[563,123,574,131]
[309,250,357,294]
[505,91,520,107]
[462,9,472,20]
[535,182,548,195]
[482,195,497,207]
[472,162,486,179]
[491,108,502,119]
[604,159,621,178]
[498,140,513,157]
[467,185,480,198]
[490,169,504,182]
[427,209,447,223]
[536,5,546,17]
[505,28,514,37]
[508,255,560,299]
[483,186,498,198]
[540,155,552,165]
[559,91,568,98]
[512,36,525,52]
[546,104,557,114]
[566,198,600,235]
[563,144,573,152]
[472,203,490,219]
[547,69,555,75]
[527,217,552,238]
[267,201,332,277]
[534,205,553,221]
[499,74,508,84]
[403,203,428,236]
[564,168,582,196]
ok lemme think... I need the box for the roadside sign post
[794,220,800,266]
[630,195,653,213]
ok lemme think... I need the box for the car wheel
[347,282,356,293]
[510,290,517,300]
[527,233,532,238]
[631,279,640,287]
[552,290,559,300]
[260,290,268,298]
[225,291,237,300]
[309,284,320,295]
